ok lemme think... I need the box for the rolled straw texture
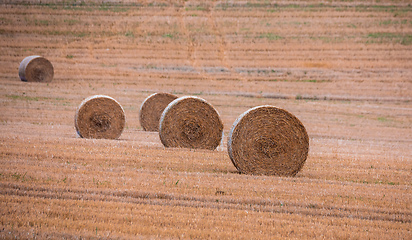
[159,96,223,150]
[75,95,125,139]
[19,55,54,82]
[139,93,178,132]
[227,106,309,176]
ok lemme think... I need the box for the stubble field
[0,0,411,239]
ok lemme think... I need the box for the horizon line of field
[1,75,410,103]
[3,13,411,33]
[1,78,410,103]
[3,57,411,83]
[4,55,412,83]
[2,1,412,10]
[1,182,410,224]
[4,37,410,51]
[2,32,411,48]
[188,90,412,103]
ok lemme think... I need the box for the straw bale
[227,105,309,176]
[139,93,178,132]
[19,55,54,82]
[159,96,223,150]
[75,95,125,139]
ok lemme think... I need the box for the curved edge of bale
[19,55,54,82]
[75,95,126,140]
[139,92,178,132]
[159,96,223,150]
[227,105,309,176]
[227,106,255,172]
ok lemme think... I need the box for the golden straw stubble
[75,95,125,139]
[19,55,54,82]
[139,93,178,132]
[159,96,223,150]
[228,106,309,176]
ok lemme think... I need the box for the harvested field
[0,0,411,239]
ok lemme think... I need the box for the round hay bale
[227,105,309,176]
[159,96,223,150]
[139,93,178,132]
[75,95,125,139]
[19,55,54,82]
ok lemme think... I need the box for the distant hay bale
[139,92,178,132]
[159,96,223,150]
[75,95,125,139]
[227,106,309,176]
[19,55,54,82]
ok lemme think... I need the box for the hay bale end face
[139,93,178,132]
[75,95,125,139]
[227,106,309,176]
[19,56,54,82]
[159,96,223,150]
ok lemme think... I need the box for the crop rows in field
[0,1,411,239]
[0,132,410,238]
[0,1,411,101]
